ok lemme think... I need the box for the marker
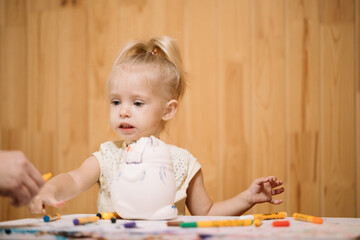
[73,216,99,225]
[96,212,120,220]
[272,220,290,227]
[43,213,61,222]
[253,212,287,220]
[42,173,53,182]
[180,219,253,228]
[167,221,183,227]
[253,217,262,227]
[293,213,323,224]
[240,212,287,221]
[110,217,116,223]
[124,222,136,228]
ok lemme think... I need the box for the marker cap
[272,220,290,227]
[43,215,50,222]
[313,217,323,224]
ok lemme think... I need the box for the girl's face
[108,65,168,144]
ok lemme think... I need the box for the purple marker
[124,221,136,228]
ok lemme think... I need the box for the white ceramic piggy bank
[111,136,178,220]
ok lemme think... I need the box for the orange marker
[42,173,53,182]
[73,216,99,225]
[293,213,323,224]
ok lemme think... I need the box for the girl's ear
[162,99,178,121]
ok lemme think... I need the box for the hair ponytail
[109,36,186,101]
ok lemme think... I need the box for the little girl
[29,36,284,216]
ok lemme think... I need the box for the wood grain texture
[287,0,321,216]
[356,0,360,218]
[217,0,253,207]
[184,0,220,202]
[320,0,356,217]
[0,0,359,220]
[251,0,286,214]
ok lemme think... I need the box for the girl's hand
[247,176,284,205]
[27,191,65,214]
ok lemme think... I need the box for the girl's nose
[119,105,131,118]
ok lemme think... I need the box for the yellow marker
[253,211,287,220]
[43,213,61,222]
[73,216,99,225]
[293,213,323,224]
[96,212,120,220]
[253,217,262,227]
[180,219,253,228]
[42,172,53,182]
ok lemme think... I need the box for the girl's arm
[186,170,284,216]
[28,156,100,214]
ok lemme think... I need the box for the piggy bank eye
[127,146,135,152]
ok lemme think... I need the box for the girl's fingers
[44,198,65,208]
[28,197,46,214]
[271,187,285,195]
[254,177,269,185]
[270,199,283,205]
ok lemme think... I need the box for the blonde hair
[106,36,186,101]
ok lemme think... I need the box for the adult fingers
[26,161,44,188]
[21,173,42,199]
[9,184,32,207]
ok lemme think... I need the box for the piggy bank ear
[124,142,146,164]
[148,136,160,147]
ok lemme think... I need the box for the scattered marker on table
[111,217,116,223]
[96,212,120,220]
[43,213,61,222]
[253,212,287,220]
[124,222,136,228]
[272,220,290,227]
[293,213,323,224]
[73,216,99,225]
[167,221,183,227]
[253,218,262,227]
[180,219,253,228]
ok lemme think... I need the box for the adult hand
[0,150,44,206]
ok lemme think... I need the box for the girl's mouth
[119,123,134,129]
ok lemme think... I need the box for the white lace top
[92,141,201,215]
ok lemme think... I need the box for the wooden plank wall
[0,0,358,221]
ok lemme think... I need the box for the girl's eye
[111,100,120,106]
[134,101,144,107]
